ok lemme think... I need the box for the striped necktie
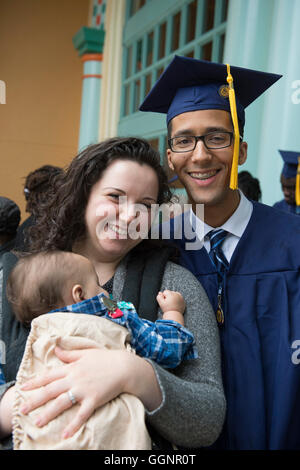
[207,229,229,276]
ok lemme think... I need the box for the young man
[273,150,300,215]
[140,56,300,449]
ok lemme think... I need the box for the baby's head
[6,251,104,325]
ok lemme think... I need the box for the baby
[1,251,197,450]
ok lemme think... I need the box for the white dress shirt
[190,191,253,263]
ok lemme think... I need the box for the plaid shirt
[50,293,198,369]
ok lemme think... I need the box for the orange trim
[82,74,102,79]
[81,53,103,62]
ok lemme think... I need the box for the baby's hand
[156,290,186,314]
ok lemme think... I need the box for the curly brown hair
[28,137,173,253]
[24,165,63,216]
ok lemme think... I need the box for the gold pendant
[216,307,224,325]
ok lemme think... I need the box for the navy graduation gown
[273,199,299,215]
[168,202,300,449]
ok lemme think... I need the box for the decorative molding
[73,26,105,56]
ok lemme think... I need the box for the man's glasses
[168,131,234,153]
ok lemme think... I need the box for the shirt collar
[190,190,253,240]
[50,292,107,314]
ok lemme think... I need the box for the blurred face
[77,159,159,262]
[167,109,247,215]
[280,175,296,205]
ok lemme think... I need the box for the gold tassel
[296,156,300,207]
[226,64,240,190]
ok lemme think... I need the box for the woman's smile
[106,223,128,238]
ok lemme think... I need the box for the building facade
[2,0,299,212]
[78,0,300,205]
[0,0,90,219]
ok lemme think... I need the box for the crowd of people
[0,55,300,451]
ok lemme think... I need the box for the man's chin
[189,192,225,207]
[285,199,295,206]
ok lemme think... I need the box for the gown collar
[189,190,253,241]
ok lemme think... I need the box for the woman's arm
[144,262,226,448]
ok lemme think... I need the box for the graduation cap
[140,56,282,189]
[278,150,300,212]
[279,150,300,178]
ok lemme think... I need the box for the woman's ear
[72,284,85,304]
[238,141,248,166]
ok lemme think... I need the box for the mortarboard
[140,56,282,189]
[279,150,300,179]
[278,150,300,212]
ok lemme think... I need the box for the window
[129,0,147,17]
[120,0,229,189]
[171,12,181,52]
[126,45,133,79]
[203,0,215,33]
[146,31,154,66]
[158,22,167,60]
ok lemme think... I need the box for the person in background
[0,197,21,386]
[238,171,262,202]
[140,55,300,450]
[14,165,63,251]
[0,197,20,268]
[273,150,300,215]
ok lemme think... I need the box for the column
[73,26,105,151]
[223,0,275,178]
[98,0,126,140]
[256,0,300,205]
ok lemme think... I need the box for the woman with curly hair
[0,137,225,449]
[14,165,63,251]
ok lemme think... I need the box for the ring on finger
[67,390,77,406]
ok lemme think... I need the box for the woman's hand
[20,346,128,438]
[20,346,162,438]
[0,385,15,439]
